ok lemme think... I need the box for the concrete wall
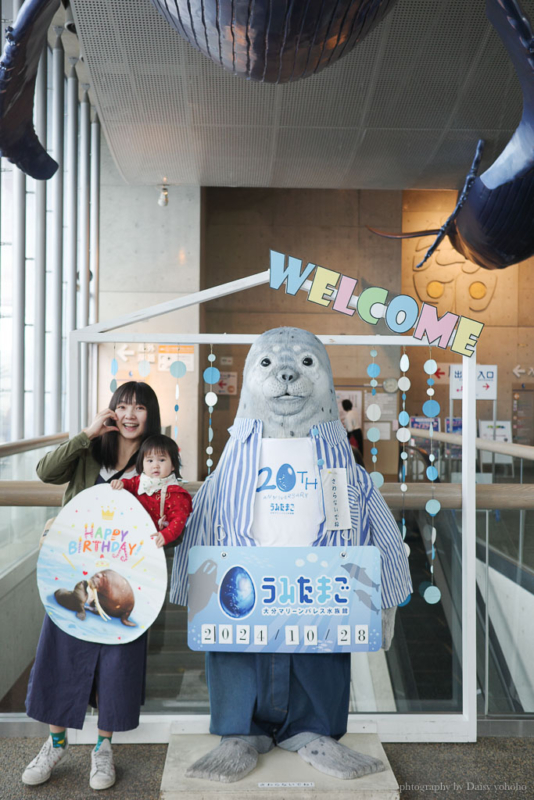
[0,554,42,702]
[97,142,202,480]
[201,188,404,478]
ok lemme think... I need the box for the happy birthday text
[67,523,143,562]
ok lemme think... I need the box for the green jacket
[36,432,101,505]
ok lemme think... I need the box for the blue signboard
[187,546,382,653]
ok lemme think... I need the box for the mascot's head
[236,327,339,438]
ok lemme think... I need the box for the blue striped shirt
[170,419,412,608]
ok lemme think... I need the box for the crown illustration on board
[95,559,110,568]
[101,507,115,521]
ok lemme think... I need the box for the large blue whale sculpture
[0,0,533,273]
[0,0,400,179]
[369,0,534,271]
[149,0,399,83]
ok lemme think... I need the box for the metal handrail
[1,481,533,510]
[0,481,204,507]
[0,433,68,458]
[409,429,534,462]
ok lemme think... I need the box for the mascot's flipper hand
[186,738,259,783]
[188,559,218,618]
[381,606,397,651]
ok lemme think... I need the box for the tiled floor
[0,739,167,800]
[1,738,533,800]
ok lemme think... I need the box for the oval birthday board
[37,485,167,644]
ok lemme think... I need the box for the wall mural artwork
[410,233,499,319]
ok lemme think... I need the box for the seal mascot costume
[170,327,412,782]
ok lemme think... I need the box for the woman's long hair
[91,382,161,470]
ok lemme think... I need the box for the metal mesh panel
[71,0,533,188]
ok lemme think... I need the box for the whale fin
[367,227,441,239]
[0,0,60,179]
[481,0,534,189]
[414,139,485,268]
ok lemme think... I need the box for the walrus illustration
[54,569,136,627]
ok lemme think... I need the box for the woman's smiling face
[114,397,147,440]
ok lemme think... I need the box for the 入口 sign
[450,365,498,400]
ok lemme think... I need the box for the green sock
[95,734,112,752]
[50,730,67,749]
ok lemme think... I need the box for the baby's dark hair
[136,434,182,478]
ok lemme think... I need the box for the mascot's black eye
[260,358,271,367]
[302,357,313,366]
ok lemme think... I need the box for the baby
[111,434,192,547]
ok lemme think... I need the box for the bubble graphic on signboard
[219,566,256,619]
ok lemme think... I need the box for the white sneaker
[90,738,116,790]
[22,737,69,785]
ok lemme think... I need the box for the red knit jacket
[121,475,192,545]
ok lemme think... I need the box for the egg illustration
[219,566,256,619]
[276,464,296,493]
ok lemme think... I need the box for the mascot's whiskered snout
[237,328,338,437]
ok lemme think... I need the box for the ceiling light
[64,3,76,34]
[158,185,169,207]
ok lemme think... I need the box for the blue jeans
[206,652,351,752]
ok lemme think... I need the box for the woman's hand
[151,532,166,548]
[83,409,119,440]
[111,480,124,490]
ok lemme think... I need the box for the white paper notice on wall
[321,468,351,531]
[157,345,195,372]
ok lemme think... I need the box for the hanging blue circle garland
[422,353,442,605]
[170,360,187,379]
[366,349,384,488]
[396,346,411,563]
[110,344,118,393]
[170,347,187,443]
[138,344,152,378]
[204,347,218,474]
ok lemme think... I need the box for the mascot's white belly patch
[251,438,322,547]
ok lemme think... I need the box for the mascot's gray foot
[298,737,385,780]
[185,738,259,783]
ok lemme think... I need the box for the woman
[23,382,161,792]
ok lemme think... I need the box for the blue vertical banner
[187,546,382,653]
